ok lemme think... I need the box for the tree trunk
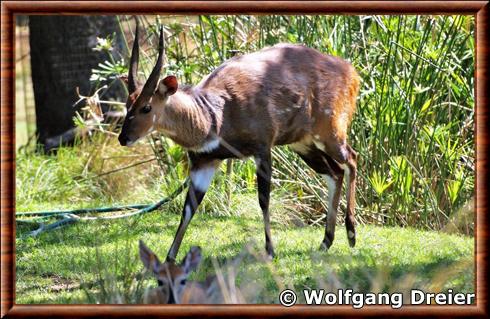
[29,16,125,149]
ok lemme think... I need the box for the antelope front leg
[255,151,275,259]
[166,159,220,262]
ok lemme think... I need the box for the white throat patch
[195,138,220,153]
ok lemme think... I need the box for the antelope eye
[141,104,152,114]
[179,279,187,285]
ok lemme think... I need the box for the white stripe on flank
[190,166,216,192]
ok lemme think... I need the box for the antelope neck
[158,86,223,149]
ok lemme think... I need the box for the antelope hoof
[266,247,276,261]
[347,230,356,248]
[319,238,332,251]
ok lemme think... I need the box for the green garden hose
[16,178,189,238]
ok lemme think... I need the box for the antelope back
[139,240,202,304]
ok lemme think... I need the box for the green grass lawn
[16,210,474,304]
[15,138,474,304]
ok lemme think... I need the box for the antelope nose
[118,134,128,146]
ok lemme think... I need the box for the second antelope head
[118,22,178,147]
[139,240,202,304]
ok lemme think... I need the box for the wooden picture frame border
[1,1,488,317]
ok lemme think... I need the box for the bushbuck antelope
[119,23,360,261]
[139,240,236,304]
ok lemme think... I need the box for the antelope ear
[157,76,178,96]
[181,246,202,274]
[139,240,161,274]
